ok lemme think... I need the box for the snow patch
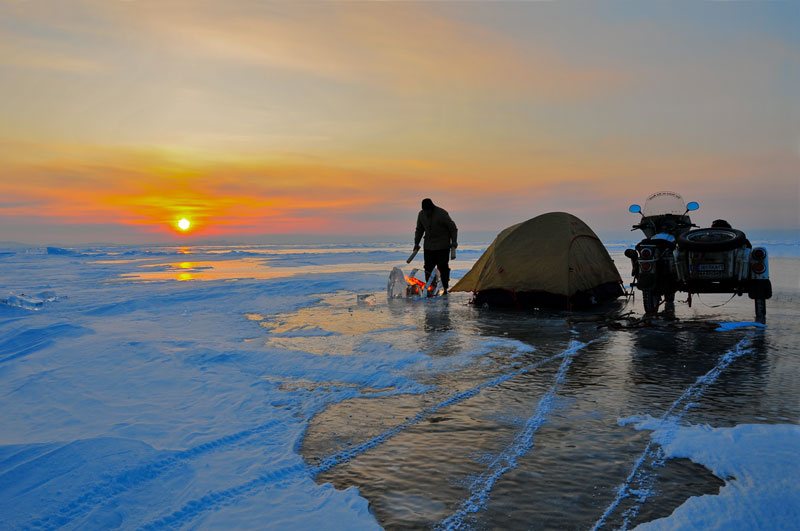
[46,246,79,255]
[630,422,800,530]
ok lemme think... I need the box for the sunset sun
[177,218,191,231]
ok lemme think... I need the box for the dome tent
[451,212,623,309]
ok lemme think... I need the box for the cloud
[0,142,410,236]
[0,4,105,73]
[38,0,623,100]
[0,46,100,73]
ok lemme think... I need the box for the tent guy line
[590,333,756,531]
[138,339,596,530]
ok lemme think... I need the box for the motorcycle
[625,191,772,318]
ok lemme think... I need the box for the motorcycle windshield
[642,191,686,216]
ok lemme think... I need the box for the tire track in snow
[139,340,596,530]
[313,345,568,475]
[0,324,91,365]
[590,334,754,531]
[138,463,309,531]
[436,340,587,531]
[24,420,283,530]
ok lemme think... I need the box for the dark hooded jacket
[415,205,458,251]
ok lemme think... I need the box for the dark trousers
[424,248,451,289]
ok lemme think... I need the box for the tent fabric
[451,212,622,305]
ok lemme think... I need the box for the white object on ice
[357,294,377,306]
[386,266,441,298]
[1,291,58,310]
[422,268,440,298]
[387,266,408,298]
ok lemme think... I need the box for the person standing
[413,198,458,293]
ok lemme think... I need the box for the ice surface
[439,340,591,530]
[0,242,797,530]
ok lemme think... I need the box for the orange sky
[0,1,797,243]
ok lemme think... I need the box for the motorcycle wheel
[755,299,766,319]
[677,228,746,252]
[642,290,661,314]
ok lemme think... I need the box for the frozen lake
[0,242,798,529]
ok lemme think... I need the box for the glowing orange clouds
[2,135,797,243]
[0,142,424,238]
